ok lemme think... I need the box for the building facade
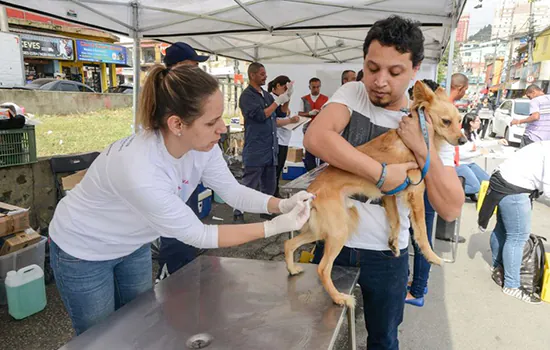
[456,14,470,43]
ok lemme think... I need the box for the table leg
[347,305,356,350]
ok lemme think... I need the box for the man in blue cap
[156,42,210,282]
[163,41,210,68]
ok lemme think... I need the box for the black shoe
[468,194,478,202]
[233,214,245,224]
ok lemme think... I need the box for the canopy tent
[3,0,467,118]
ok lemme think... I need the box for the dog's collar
[379,107,431,196]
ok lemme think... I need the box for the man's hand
[397,114,434,159]
[286,82,294,97]
[289,115,300,123]
[510,119,520,126]
[380,162,419,192]
[309,109,320,116]
[274,93,290,106]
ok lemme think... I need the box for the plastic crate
[0,236,47,305]
[0,125,37,168]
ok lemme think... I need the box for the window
[501,101,512,111]
[514,102,530,116]
[59,82,79,92]
[78,84,94,93]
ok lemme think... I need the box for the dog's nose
[458,136,468,145]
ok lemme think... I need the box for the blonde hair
[137,64,219,130]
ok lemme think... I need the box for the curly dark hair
[363,15,425,67]
[267,75,291,93]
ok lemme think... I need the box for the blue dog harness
[376,107,431,196]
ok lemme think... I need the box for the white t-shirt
[498,141,550,199]
[272,92,292,146]
[49,131,271,261]
[458,131,499,165]
[328,82,455,251]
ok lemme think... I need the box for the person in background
[449,73,469,103]
[476,97,493,139]
[156,42,212,282]
[356,69,364,82]
[298,78,329,171]
[478,141,550,305]
[163,42,210,68]
[341,69,357,84]
[233,63,291,224]
[48,64,313,335]
[268,75,300,197]
[511,84,550,148]
[456,113,507,202]
[305,16,464,347]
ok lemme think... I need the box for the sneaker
[502,287,542,304]
[233,214,245,224]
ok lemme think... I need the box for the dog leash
[376,107,431,196]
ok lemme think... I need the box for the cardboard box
[61,170,87,191]
[0,202,30,238]
[0,228,41,256]
[287,147,304,163]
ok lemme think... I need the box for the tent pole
[445,11,457,95]
[132,2,141,132]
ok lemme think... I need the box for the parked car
[24,79,95,93]
[106,84,133,94]
[454,99,469,112]
[489,99,529,144]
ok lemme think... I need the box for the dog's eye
[442,119,452,126]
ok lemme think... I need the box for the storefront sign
[76,40,127,65]
[20,33,74,60]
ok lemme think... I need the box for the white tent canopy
[6,0,465,64]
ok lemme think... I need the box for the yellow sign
[534,27,550,63]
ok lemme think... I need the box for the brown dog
[284,81,466,308]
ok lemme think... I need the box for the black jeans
[313,244,408,350]
[234,165,276,215]
[275,145,288,197]
[520,135,534,148]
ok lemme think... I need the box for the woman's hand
[278,190,315,213]
[379,162,419,193]
[290,115,300,123]
[264,200,311,237]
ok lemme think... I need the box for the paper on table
[282,117,310,131]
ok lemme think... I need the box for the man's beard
[371,99,391,108]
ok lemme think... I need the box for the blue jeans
[50,240,152,335]
[408,192,434,298]
[313,244,408,350]
[455,163,489,195]
[490,194,531,288]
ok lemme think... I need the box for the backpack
[492,234,547,295]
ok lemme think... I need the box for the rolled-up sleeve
[240,90,268,123]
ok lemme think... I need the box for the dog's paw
[287,265,304,276]
[332,293,356,308]
[388,238,400,257]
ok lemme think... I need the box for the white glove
[286,82,294,97]
[274,92,290,106]
[308,109,319,116]
[278,190,315,213]
[264,200,311,237]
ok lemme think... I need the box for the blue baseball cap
[164,42,210,65]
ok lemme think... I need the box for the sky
[463,0,499,37]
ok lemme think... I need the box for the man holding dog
[305,16,464,349]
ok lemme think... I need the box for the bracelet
[375,163,387,189]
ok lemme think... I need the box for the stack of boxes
[0,201,45,305]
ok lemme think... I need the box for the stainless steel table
[58,256,360,350]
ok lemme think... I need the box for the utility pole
[527,0,537,76]
[503,25,517,100]
[0,6,9,32]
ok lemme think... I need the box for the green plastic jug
[5,264,47,319]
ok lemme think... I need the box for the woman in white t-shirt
[456,113,507,200]
[48,65,312,335]
[267,75,299,196]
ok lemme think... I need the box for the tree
[437,43,461,85]
[468,25,492,42]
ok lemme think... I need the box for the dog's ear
[413,81,436,103]
[434,87,448,100]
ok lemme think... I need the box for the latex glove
[286,81,295,97]
[264,200,311,237]
[308,109,320,116]
[278,190,315,213]
[274,92,290,106]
